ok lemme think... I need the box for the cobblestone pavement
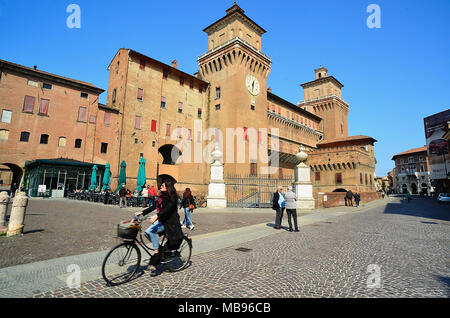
[35,196,450,298]
[0,199,297,269]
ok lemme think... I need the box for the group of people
[118,184,157,208]
[272,186,299,232]
[344,190,361,207]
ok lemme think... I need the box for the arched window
[20,132,30,142]
[0,129,9,141]
[58,137,67,147]
[40,134,49,144]
[75,139,82,148]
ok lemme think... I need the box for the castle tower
[299,67,349,141]
[198,3,272,175]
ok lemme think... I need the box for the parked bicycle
[102,215,192,286]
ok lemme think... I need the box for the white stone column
[0,191,10,233]
[7,192,29,237]
[207,145,227,208]
[294,146,315,209]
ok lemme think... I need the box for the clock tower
[198,2,272,175]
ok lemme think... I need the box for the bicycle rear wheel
[161,236,192,272]
[102,242,141,286]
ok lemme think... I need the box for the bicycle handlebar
[132,214,149,224]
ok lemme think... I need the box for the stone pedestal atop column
[294,146,315,209]
[207,145,227,208]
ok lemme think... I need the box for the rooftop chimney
[267,87,272,93]
[34,65,37,70]
[171,60,178,69]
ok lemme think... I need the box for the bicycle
[102,215,192,286]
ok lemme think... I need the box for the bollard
[7,192,28,237]
[0,191,10,234]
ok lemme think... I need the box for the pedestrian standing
[180,188,196,230]
[149,185,157,207]
[284,186,299,232]
[272,186,285,230]
[142,185,149,207]
[103,189,110,205]
[126,189,132,206]
[10,183,17,198]
[354,193,361,207]
[119,184,127,208]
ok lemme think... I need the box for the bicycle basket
[117,220,140,240]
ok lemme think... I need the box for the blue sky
[1,0,449,176]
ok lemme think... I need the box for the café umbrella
[115,161,127,193]
[88,165,98,191]
[136,157,146,193]
[102,163,111,191]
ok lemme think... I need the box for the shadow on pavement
[434,275,450,295]
[383,197,450,222]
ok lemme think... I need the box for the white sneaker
[181,224,186,229]
[189,225,195,231]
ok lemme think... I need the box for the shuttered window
[250,163,257,176]
[1,110,12,123]
[135,116,142,129]
[151,120,157,132]
[23,96,35,113]
[39,99,50,115]
[137,88,144,101]
[161,96,166,108]
[77,107,87,122]
[166,124,171,136]
[104,112,111,125]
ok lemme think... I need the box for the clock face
[246,74,260,96]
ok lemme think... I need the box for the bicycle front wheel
[162,236,192,272]
[102,242,141,286]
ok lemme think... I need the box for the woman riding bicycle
[135,179,183,276]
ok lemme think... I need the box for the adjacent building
[424,109,450,194]
[0,59,119,196]
[392,147,432,195]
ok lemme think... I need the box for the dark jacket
[142,193,183,250]
[119,187,127,197]
[346,190,354,199]
[180,195,196,209]
[354,193,361,202]
[272,192,280,210]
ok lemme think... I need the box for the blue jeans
[145,221,165,250]
[182,207,193,227]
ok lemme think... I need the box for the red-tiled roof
[392,146,427,159]
[318,135,377,146]
[0,59,103,93]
